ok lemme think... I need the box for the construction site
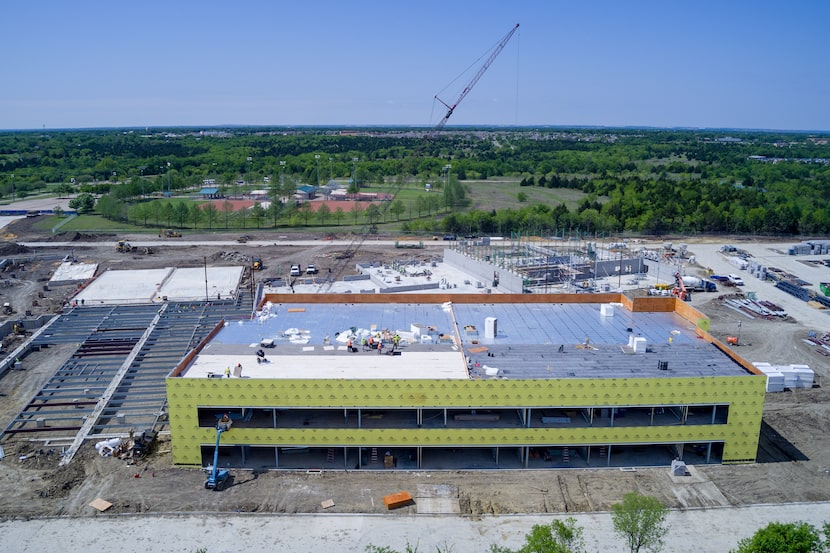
[0,219,828,519]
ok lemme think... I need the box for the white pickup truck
[727,274,745,286]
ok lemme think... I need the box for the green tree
[517,191,528,203]
[731,521,825,553]
[250,202,266,228]
[334,206,344,225]
[389,199,406,221]
[299,202,313,225]
[203,202,218,230]
[352,203,364,224]
[365,204,381,225]
[317,202,331,226]
[489,517,586,553]
[68,193,95,214]
[611,492,668,553]
[221,200,234,228]
[174,202,189,228]
[189,202,204,229]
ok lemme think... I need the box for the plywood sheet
[89,498,113,512]
[382,491,412,510]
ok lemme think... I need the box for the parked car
[306,265,318,275]
[727,274,745,286]
[290,264,301,276]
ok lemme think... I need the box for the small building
[199,187,221,199]
[296,185,318,200]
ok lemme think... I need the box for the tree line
[4,127,830,236]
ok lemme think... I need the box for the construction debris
[94,429,157,460]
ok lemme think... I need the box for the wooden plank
[320,499,335,509]
[382,491,413,510]
[467,346,489,354]
[287,308,306,313]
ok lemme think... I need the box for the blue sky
[2,1,828,131]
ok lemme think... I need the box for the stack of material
[791,364,815,388]
[752,362,813,392]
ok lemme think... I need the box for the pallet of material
[383,491,413,510]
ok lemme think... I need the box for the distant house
[296,185,318,200]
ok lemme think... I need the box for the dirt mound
[51,231,113,242]
[209,251,252,264]
[0,242,30,256]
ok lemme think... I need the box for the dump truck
[252,257,263,271]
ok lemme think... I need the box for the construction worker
[377,340,383,355]
[368,335,374,349]
[346,338,352,352]
[224,366,231,378]
[393,334,400,348]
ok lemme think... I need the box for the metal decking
[1,290,254,447]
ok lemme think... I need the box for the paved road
[2,502,829,553]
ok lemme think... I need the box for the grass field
[463,179,590,211]
[32,179,593,235]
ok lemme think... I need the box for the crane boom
[430,23,519,137]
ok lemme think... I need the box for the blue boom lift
[204,419,231,490]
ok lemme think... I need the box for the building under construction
[166,293,766,471]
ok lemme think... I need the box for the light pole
[352,158,358,191]
[279,160,286,199]
[9,173,13,203]
[139,166,145,198]
[247,156,253,196]
[443,164,452,210]
[329,157,333,182]
[165,162,171,197]
[315,154,321,186]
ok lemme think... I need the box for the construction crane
[429,23,520,138]
[320,24,520,292]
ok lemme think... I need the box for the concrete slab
[74,268,173,304]
[71,266,244,304]
[154,266,244,301]
[50,261,97,284]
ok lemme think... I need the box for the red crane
[429,23,520,137]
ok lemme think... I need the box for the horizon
[2,124,830,135]
[2,1,828,131]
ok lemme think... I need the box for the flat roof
[178,301,752,380]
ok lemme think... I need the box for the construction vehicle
[205,418,231,490]
[671,272,689,301]
[115,240,134,253]
[159,229,182,238]
[2,302,12,315]
[13,321,26,335]
[237,235,251,243]
[678,275,717,292]
[252,257,263,271]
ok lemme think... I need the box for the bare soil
[1,220,829,519]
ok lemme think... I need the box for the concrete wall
[443,248,525,293]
